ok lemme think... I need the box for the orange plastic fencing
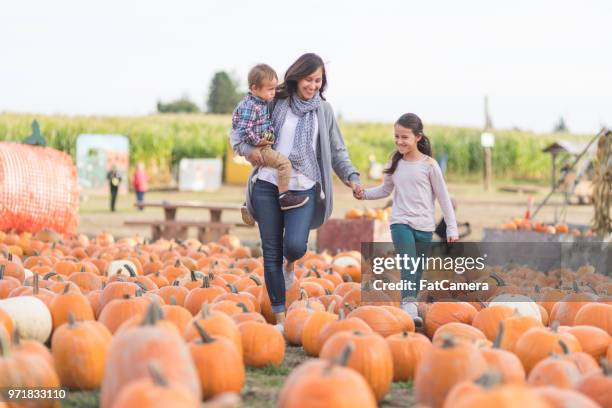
[0,142,79,235]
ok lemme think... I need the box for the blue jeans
[252,179,316,313]
[390,223,433,300]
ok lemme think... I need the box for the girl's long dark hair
[276,53,327,101]
[384,113,432,175]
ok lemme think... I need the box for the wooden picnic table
[127,200,248,242]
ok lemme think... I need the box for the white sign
[481,132,495,147]
[179,158,222,191]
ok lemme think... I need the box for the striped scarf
[271,92,321,185]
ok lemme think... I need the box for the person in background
[133,162,148,210]
[106,165,122,212]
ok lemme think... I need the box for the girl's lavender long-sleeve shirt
[364,156,458,238]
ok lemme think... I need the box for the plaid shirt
[232,93,274,146]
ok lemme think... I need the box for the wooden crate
[316,218,392,254]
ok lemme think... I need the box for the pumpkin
[188,322,244,399]
[560,325,611,361]
[98,294,150,334]
[238,321,285,368]
[49,283,95,330]
[414,336,487,408]
[514,323,582,373]
[487,294,542,322]
[107,260,139,277]
[111,362,200,408]
[12,328,54,368]
[347,306,404,338]
[479,322,525,384]
[549,288,598,326]
[385,331,432,382]
[284,306,316,346]
[278,343,377,408]
[423,302,477,338]
[575,360,612,408]
[574,302,612,335]
[301,302,338,356]
[0,296,52,343]
[317,309,373,355]
[344,208,364,219]
[184,303,243,355]
[0,308,13,343]
[445,383,550,408]
[319,331,393,402]
[495,313,543,352]
[527,355,582,388]
[471,305,514,341]
[51,313,112,389]
[432,322,488,346]
[100,303,201,408]
[533,387,601,408]
[0,333,61,407]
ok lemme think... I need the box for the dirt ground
[79,180,594,245]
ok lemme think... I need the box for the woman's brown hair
[384,113,432,175]
[276,53,327,101]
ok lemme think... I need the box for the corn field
[0,113,592,183]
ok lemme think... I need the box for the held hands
[350,182,365,200]
[246,148,264,167]
[447,236,459,243]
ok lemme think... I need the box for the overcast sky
[1,0,610,133]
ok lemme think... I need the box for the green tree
[157,96,200,113]
[207,71,243,114]
[553,116,569,133]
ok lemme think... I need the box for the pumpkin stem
[572,281,580,293]
[124,264,137,277]
[62,283,71,294]
[227,284,238,294]
[202,276,210,288]
[141,301,162,326]
[474,369,503,388]
[12,327,21,346]
[326,300,337,313]
[534,285,541,294]
[147,362,168,387]
[33,273,40,295]
[135,281,148,292]
[490,273,505,287]
[299,288,308,301]
[193,321,215,344]
[600,359,612,376]
[172,280,180,286]
[440,334,456,349]
[585,283,598,295]
[67,312,76,327]
[0,264,4,280]
[249,275,262,286]
[123,293,131,299]
[190,270,197,282]
[336,342,354,367]
[343,274,353,283]
[558,339,570,355]
[43,271,58,281]
[493,321,505,349]
[550,321,560,333]
[324,288,332,296]
[80,265,86,273]
[237,302,249,313]
[169,295,177,306]
[338,308,345,320]
[174,259,181,267]
[0,332,10,357]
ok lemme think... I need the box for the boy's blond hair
[248,64,277,90]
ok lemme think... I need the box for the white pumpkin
[488,294,542,322]
[107,260,138,277]
[331,253,361,268]
[0,296,52,343]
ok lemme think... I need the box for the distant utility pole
[481,96,495,191]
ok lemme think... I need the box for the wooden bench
[124,219,250,242]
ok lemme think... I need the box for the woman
[230,53,362,331]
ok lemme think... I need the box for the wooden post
[484,146,492,191]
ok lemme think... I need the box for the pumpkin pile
[1,228,611,407]
[344,206,391,221]
[499,218,596,237]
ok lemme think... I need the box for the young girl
[355,113,458,323]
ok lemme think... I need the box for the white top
[257,109,318,191]
[364,156,458,237]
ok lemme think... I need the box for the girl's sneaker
[283,259,295,287]
[401,299,423,328]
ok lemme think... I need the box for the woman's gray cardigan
[229,100,360,230]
